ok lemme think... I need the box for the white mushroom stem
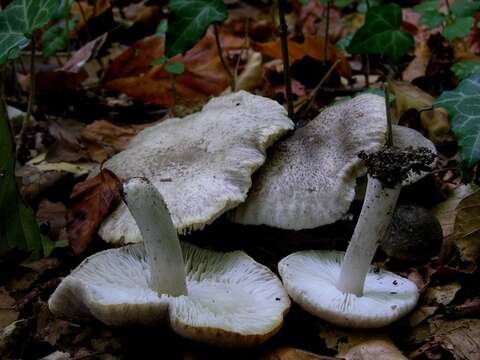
[123,178,188,296]
[336,176,401,297]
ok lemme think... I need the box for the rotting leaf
[66,169,121,255]
[262,347,336,360]
[454,189,480,262]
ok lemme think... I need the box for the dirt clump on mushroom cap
[359,146,436,188]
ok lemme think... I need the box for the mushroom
[230,94,387,230]
[278,126,437,328]
[49,178,290,346]
[98,91,294,244]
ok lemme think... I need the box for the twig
[16,39,36,157]
[364,55,370,88]
[295,59,340,118]
[278,0,294,121]
[170,74,177,115]
[384,83,394,147]
[234,18,250,85]
[214,23,235,91]
[324,0,331,65]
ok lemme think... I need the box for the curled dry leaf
[104,31,244,107]
[66,169,121,255]
[389,80,454,146]
[71,0,111,30]
[234,51,263,92]
[252,35,351,78]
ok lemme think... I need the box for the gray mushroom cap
[98,91,294,244]
[230,94,388,230]
[49,242,290,347]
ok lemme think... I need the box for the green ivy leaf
[443,16,475,40]
[450,0,480,17]
[419,13,446,28]
[356,0,381,13]
[451,61,480,80]
[0,0,58,65]
[0,102,53,258]
[165,0,227,58]
[433,74,480,169]
[347,4,414,63]
[165,60,185,75]
[41,16,78,58]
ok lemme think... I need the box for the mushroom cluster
[98,91,294,244]
[278,126,437,328]
[49,178,290,347]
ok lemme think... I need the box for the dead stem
[278,0,294,121]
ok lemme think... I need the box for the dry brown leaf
[0,288,18,328]
[36,33,108,94]
[253,35,351,78]
[66,169,121,255]
[262,347,337,360]
[319,323,391,355]
[81,120,151,162]
[389,80,454,146]
[340,340,407,360]
[104,31,243,107]
[403,41,431,82]
[454,190,480,262]
[46,118,87,163]
[408,283,461,327]
[410,318,480,360]
[433,185,477,238]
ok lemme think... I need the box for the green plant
[433,74,480,178]
[0,0,59,258]
[413,0,480,40]
[347,4,414,63]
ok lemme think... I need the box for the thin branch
[16,39,36,157]
[295,59,340,119]
[278,0,294,121]
[214,23,235,91]
[324,0,331,65]
[364,55,370,88]
[384,83,394,147]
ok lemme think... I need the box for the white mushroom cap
[98,91,294,244]
[278,251,418,328]
[49,242,290,346]
[230,94,387,230]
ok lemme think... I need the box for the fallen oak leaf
[402,41,431,82]
[66,169,121,255]
[454,189,480,263]
[340,339,407,360]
